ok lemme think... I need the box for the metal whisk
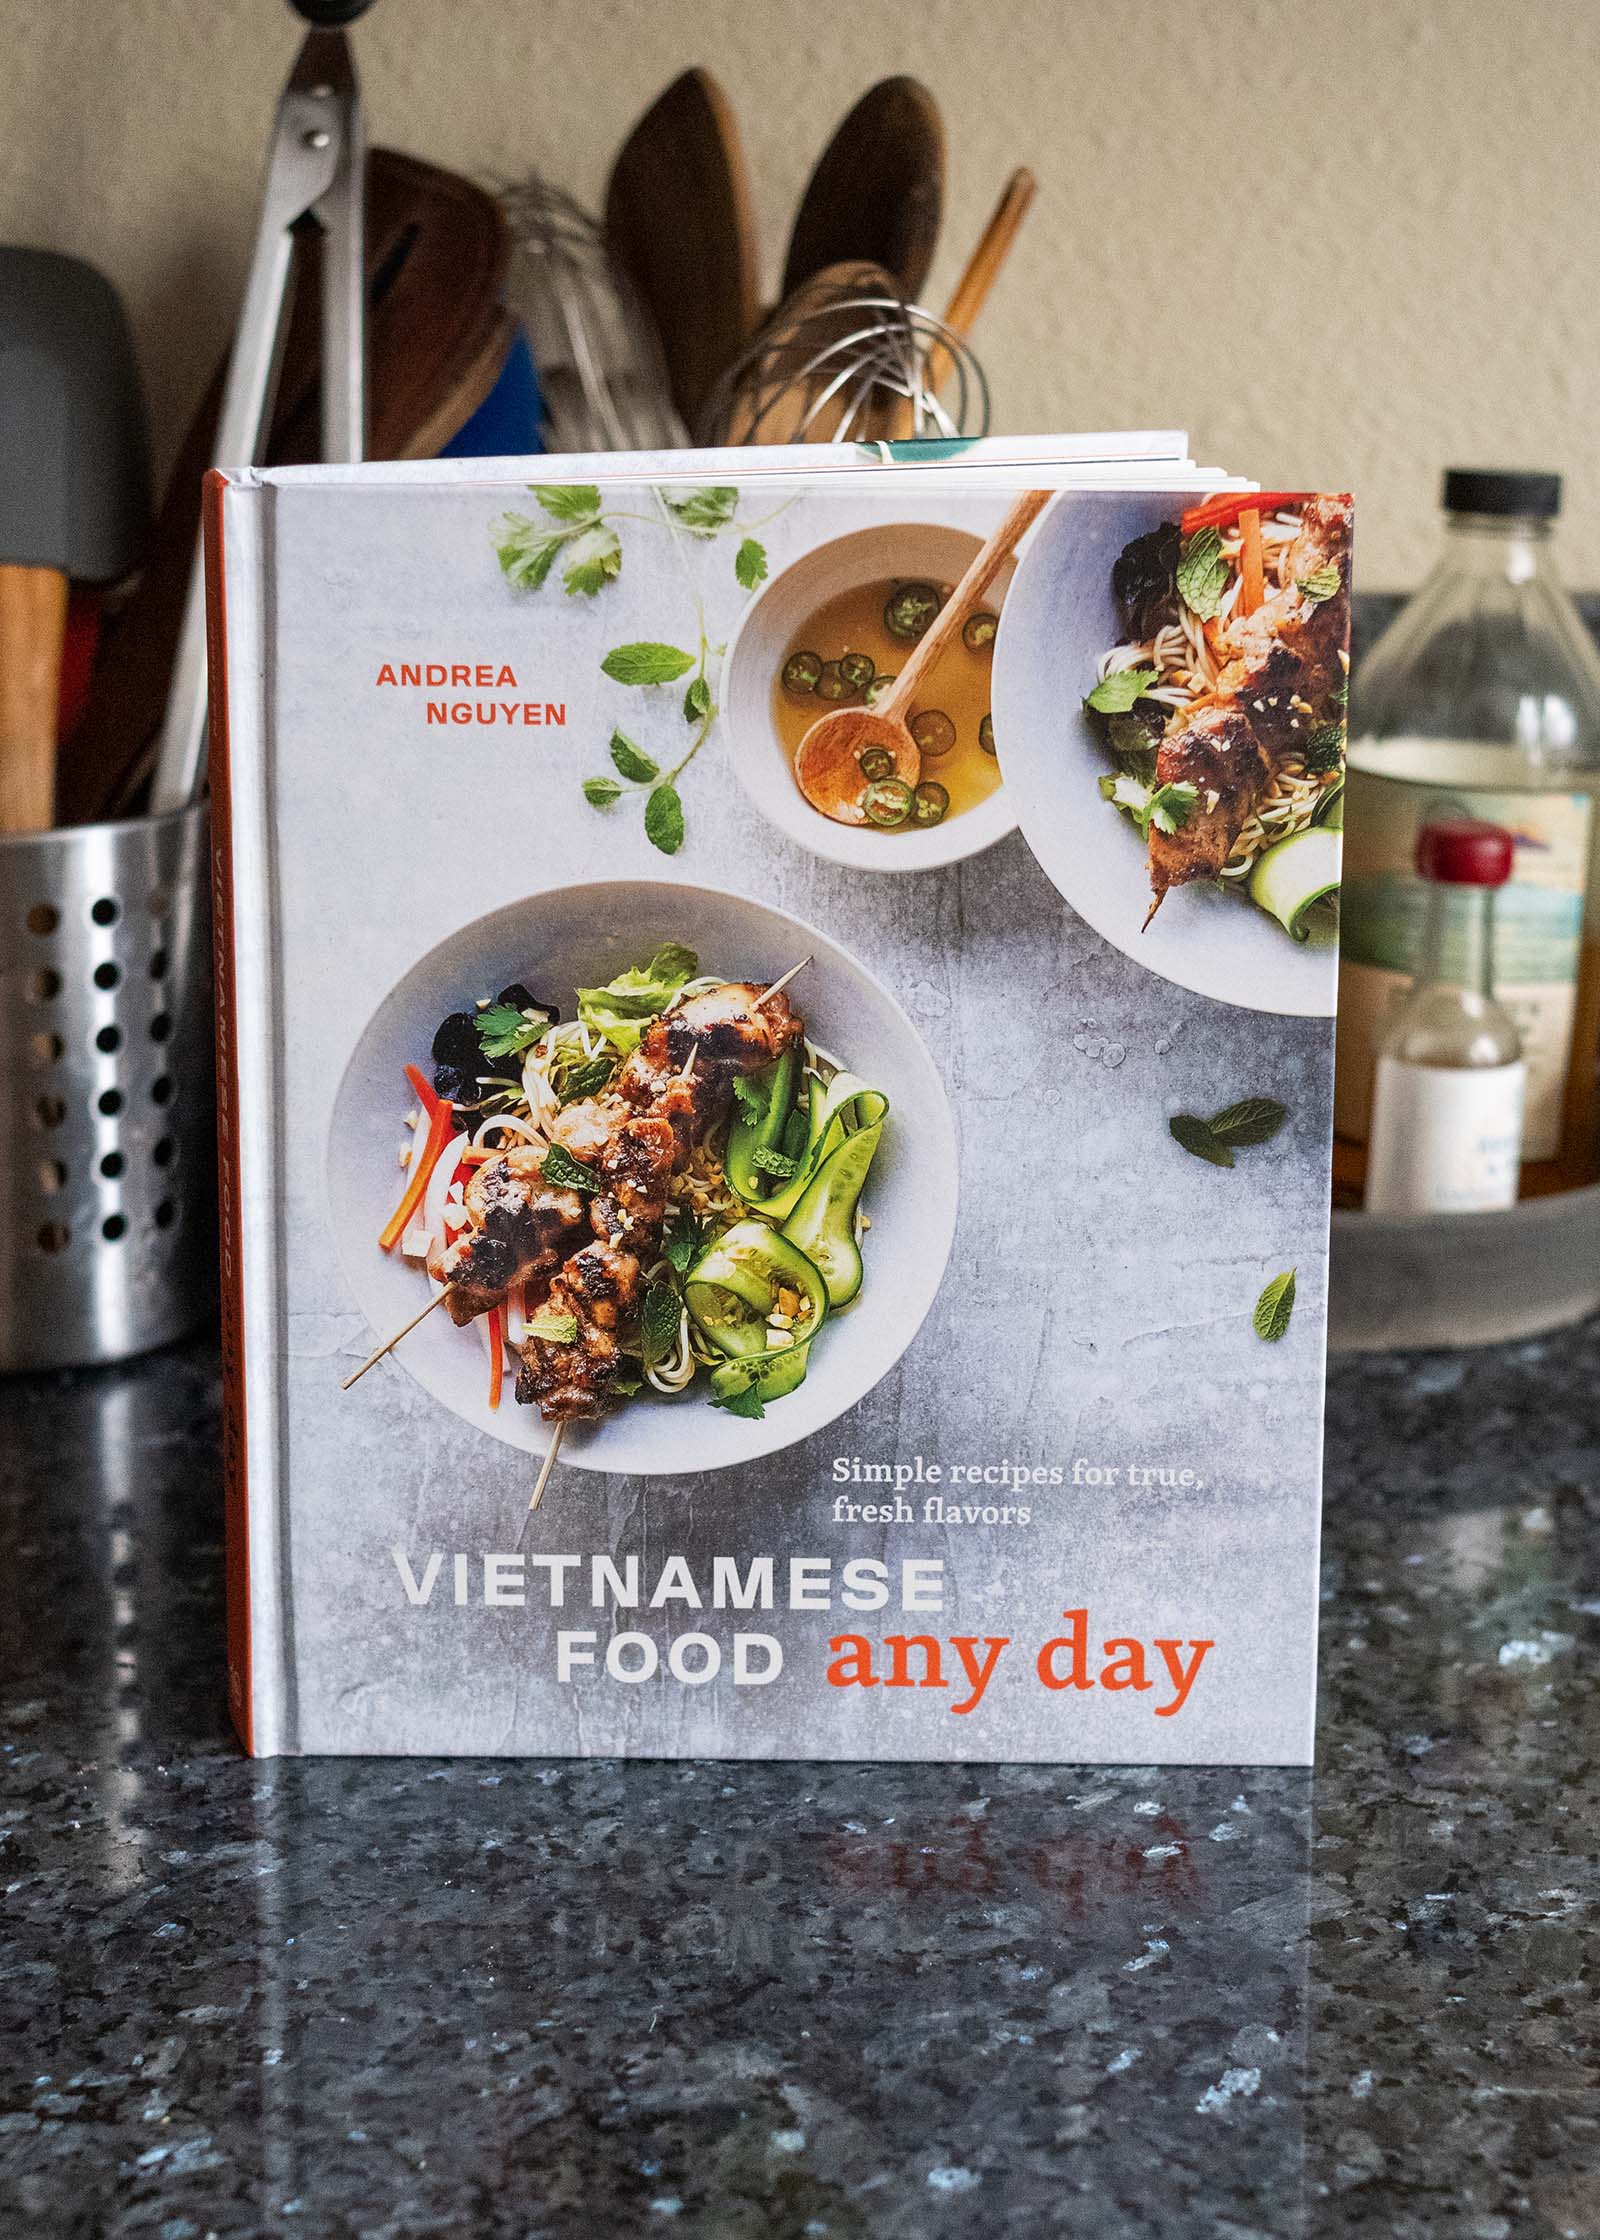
[697,262,991,450]
[499,175,687,454]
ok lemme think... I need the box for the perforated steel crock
[0,804,215,1372]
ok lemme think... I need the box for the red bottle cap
[1415,818,1515,886]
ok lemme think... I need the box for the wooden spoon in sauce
[793,488,1050,825]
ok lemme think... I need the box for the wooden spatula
[604,69,759,432]
[55,150,511,826]
[782,78,945,304]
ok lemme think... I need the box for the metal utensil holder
[0,804,215,1372]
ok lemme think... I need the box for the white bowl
[722,521,1018,874]
[326,878,959,1475]
[991,490,1339,1019]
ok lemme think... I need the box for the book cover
[208,442,1351,1761]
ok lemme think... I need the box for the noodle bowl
[1093,510,1337,881]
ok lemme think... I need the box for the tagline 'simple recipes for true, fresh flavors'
[773,573,1001,833]
[1084,493,1354,940]
[377,948,888,1426]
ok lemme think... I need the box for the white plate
[722,521,1017,874]
[326,879,958,1475]
[991,490,1338,1018]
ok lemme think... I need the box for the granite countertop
[1,1328,1596,2239]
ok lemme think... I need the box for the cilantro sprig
[475,1002,553,1062]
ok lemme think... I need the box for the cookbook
[207,433,1352,1761]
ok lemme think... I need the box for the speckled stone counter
[2,1327,1596,2239]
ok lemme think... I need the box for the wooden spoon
[782,78,944,303]
[605,69,759,431]
[794,488,1050,824]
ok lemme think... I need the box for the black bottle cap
[1442,468,1561,519]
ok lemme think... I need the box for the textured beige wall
[5,0,1599,588]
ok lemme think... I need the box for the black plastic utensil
[0,247,150,830]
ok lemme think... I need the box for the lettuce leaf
[576,944,699,1052]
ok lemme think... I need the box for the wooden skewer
[939,167,1036,361]
[881,167,1037,441]
[756,957,812,1008]
[342,1286,456,1389]
[519,1421,567,1544]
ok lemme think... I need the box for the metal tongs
[150,0,373,814]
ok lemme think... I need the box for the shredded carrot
[405,1061,442,1124]
[1180,489,1304,536]
[486,1305,505,1411]
[380,1091,455,1251]
[1239,508,1265,617]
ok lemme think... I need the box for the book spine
[204,470,254,1755]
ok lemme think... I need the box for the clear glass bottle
[1335,468,1600,1204]
[1365,820,1525,1214]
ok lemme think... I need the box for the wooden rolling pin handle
[0,565,67,833]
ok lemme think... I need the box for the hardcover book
[207,435,1352,1761]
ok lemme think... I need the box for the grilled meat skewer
[515,1241,645,1421]
[1147,706,1274,908]
[433,1152,586,1326]
[518,981,807,1425]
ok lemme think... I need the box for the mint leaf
[526,1311,579,1344]
[1170,1114,1234,1168]
[1086,665,1160,716]
[602,641,697,686]
[1304,723,1345,774]
[1106,713,1160,780]
[1209,1097,1288,1146]
[561,522,622,597]
[541,1143,600,1194]
[609,730,659,783]
[583,776,623,807]
[752,1145,798,1180]
[475,1002,551,1062]
[1147,780,1199,836]
[557,1057,617,1107]
[664,485,739,535]
[644,782,685,855]
[683,674,712,723]
[1296,564,1341,603]
[735,537,767,590]
[662,1210,708,1275]
[533,484,601,521]
[1252,1268,1297,1343]
[641,1280,682,1370]
[496,515,566,591]
[1177,526,1229,620]
[610,1371,643,1397]
[711,1381,765,1419]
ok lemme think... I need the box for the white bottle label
[1337,766,1590,1161]
[1365,1056,1527,1214]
